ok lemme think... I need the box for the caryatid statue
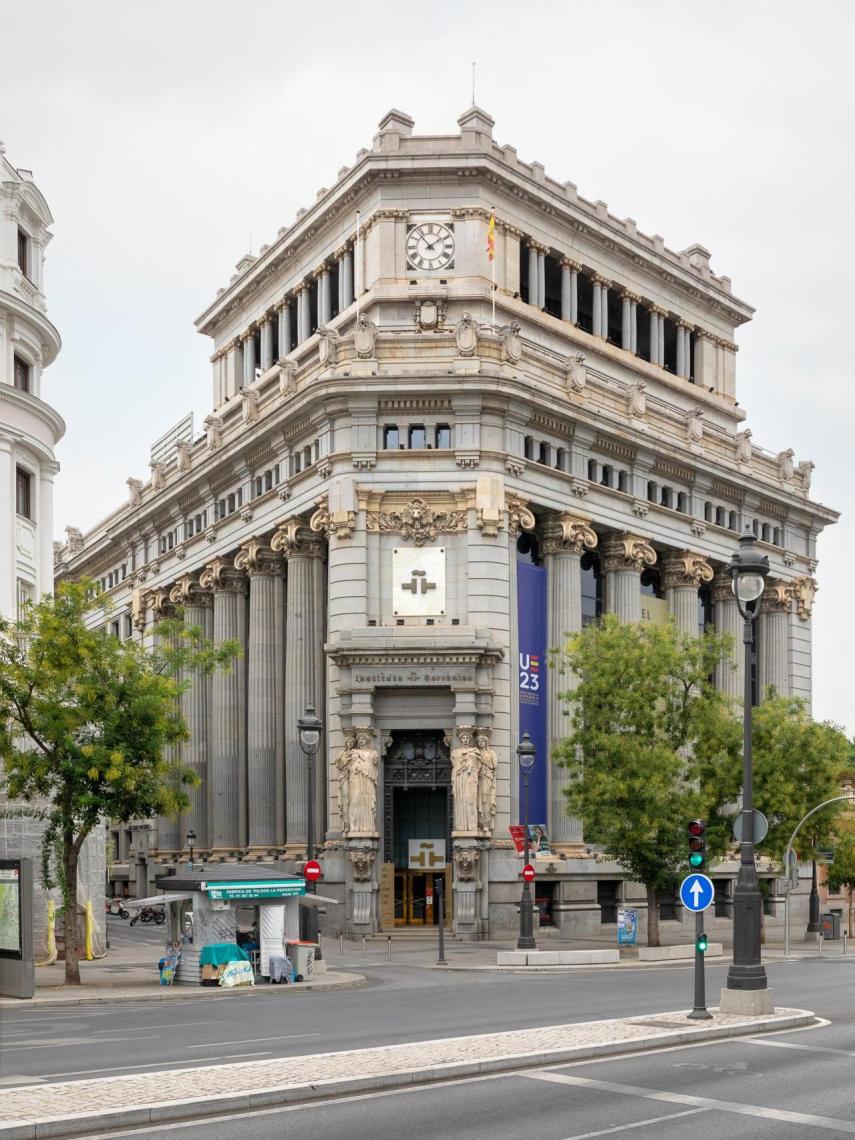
[335,729,356,836]
[451,728,480,835]
[348,729,379,836]
[475,731,497,836]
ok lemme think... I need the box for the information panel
[0,862,22,960]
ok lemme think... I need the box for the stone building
[0,143,105,960]
[56,108,835,939]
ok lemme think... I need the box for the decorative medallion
[366,497,466,546]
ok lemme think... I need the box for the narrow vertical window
[13,355,30,392]
[15,467,32,518]
[17,228,29,277]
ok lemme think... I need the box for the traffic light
[697,931,709,954]
[688,819,706,869]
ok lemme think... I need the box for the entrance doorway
[381,731,452,929]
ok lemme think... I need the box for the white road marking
[747,1037,855,1059]
[5,1034,160,1052]
[524,1070,855,1134]
[185,1033,320,1049]
[560,1106,709,1139]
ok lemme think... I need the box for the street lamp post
[807,857,821,934]
[186,830,196,871]
[725,528,769,999]
[517,732,537,951]
[298,704,323,948]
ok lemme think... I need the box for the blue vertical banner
[517,560,548,827]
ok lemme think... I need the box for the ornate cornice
[601,533,657,574]
[661,550,714,590]
[542,513,598,557]
[234,539,283,576]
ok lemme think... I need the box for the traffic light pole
[688,911,711,1020]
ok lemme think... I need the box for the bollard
[387,936,392,961]
[819,933,823,958]
[436,876,448,966]
[362,934,367,959]
[844,931,848,957]
[340,933,344,957]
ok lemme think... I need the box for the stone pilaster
[758,579,792,698]
[713,571,743,702]
[662,550,713,635]
[271,518,326,846]
[199,557,248,852]
[234,540,285,850]
[169,575,213,851]
[543,514,597,849]
[241,326,256,387]
[601,533,657,622]
[149,590,181,855]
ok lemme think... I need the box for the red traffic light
[688,820,705,838]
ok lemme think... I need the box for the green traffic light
[697,932,709,953]
[689,853,704,867]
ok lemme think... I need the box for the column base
[804,929,822,943]
[718,987,775,1015]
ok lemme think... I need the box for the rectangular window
[110,620,120,638]
[17,228,29,276]
[408,424,426,449]
[15,467,32,518]
[16,579,33,622]
[435,424,451,449]
[124,613,133,639]
[13,355,30,392]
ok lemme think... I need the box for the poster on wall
[517,561,548,826]
[617,907,638,945]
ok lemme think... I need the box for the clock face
[406,222,455,271]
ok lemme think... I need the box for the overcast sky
[3,0,852,733]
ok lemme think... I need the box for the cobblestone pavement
[0,1007,813,1138]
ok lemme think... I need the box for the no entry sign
[522,864,535,882]
[304,859,322,882]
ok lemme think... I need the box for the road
[2,925,854,1095]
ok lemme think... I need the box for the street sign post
[682,856,715,1022]
[304,860,322,882]
[522,864,535,883]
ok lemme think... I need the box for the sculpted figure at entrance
[451,729,480,834]
[475,732,497,835]
[349,730,379,835]
[335,729,356,836]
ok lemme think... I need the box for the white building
[57,109,835,939]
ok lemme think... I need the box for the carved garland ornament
[366,497,467,546]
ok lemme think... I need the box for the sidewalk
[0,1005,815,1139]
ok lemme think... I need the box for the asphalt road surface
[2,949,853,1091]
[84,1004,855,1139]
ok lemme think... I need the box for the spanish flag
[486,211,496,261]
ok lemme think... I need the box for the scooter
[106,900,129,920]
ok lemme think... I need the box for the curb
[0,972,366,1010]
[0,1008,816,1139]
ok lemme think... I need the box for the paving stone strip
[0,1007,813,1138]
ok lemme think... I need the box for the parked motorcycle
[130,905,165,926]
[105,900,129,920]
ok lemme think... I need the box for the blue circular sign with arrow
[679,873,715,913]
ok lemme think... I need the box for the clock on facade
[406,222,454,271]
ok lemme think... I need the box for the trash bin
[820,913,840,940]
[286,940,316,981]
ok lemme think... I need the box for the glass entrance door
[394,870,444,925]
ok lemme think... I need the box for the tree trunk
[646,885,660,947]
[64,839,81,986]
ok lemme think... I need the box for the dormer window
[17,228,29,278]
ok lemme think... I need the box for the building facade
[56,109,836,938]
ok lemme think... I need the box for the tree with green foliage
[826,820,855,937]
[0,581,238,984]
[553,616,740,946]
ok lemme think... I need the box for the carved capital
[560,257,581,271]
[310,495,356,540]
[270,517,324,558]
[506,494,536,538]
[542,513,598,557]
[759,579,792,615]
[145,587,174,621]
[712,570,735,605]
[199,558,247,594]
[789,576,817,621]
[601,533,657,575]
[234,539,283,577]
[661,550,714,590]
[169,574,212,608]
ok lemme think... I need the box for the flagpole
[492,241,496,330]
[355,210,361,323]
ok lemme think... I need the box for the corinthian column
[169,575,213,851]
[199,557,248,853]
[662,550,714,635]
[543,513,598,848]
[758,579,792,698]
[713,571,743,703]
[241,327,256,387]
[272,518,326,846]
[234,540,285,851]
[602,533,657,622]
[148,589,180,855]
